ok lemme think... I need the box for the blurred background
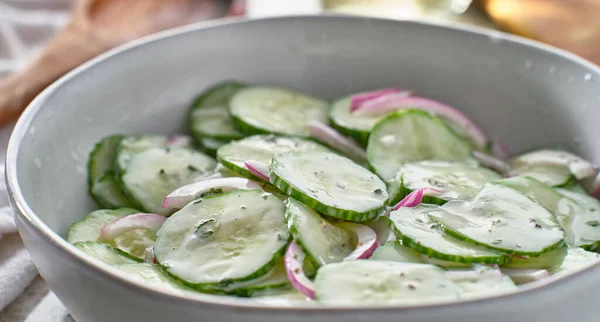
[0,0,599,126]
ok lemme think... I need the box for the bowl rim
[6,14,600,312]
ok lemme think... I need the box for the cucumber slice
[364,216,396,245]
[387,205,511,264]
[198,137,228,157]
[116,135,168,174]
[217,135,330,182]
[369,241,424,263]
[552,246,600,275]
[285,198,353,266]
[90,171,135,209]
[314,261,460,305]
[497,176,600,250]
[154,190,290,289]
[251,289,311,304]
[446,265,516,298]
[67,208,140,243]
[121,147,216,215]
[112,229,156,260]
[223,259,290,297]
[562,182,588,194]
[556,188,600,250]
[74,242,141,264]
[367,110,474,182]
[509,151,576,187]
[67,208,155,259]
[88,135,134,208]
[388,160,502,206]
[271,151,388,222]
[422,257,471,268]
[329,95,385,146]
[502,246,568,269]
[89,135,123,182]
[206,163,242,180]
[113,263,195,295]
[229,87,329,137]
[428,182,565,256]
[190,82,245,140]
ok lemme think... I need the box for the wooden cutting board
[478,0,600,66]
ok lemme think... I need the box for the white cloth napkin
[0,0,72,320]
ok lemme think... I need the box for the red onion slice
[491,139,511,160]
[167,135,193,148]
[337,222,378,260]
[392,188,444,211]
[162,177,262,209]
[473,151,512,175]
[500,268,549,284]
[308,121,366,163]
[284,241,316,299]
[100,213,166,242]
[349,88,406,112]
[589,173,600,198]
[353,94,488,149]
[244,160,270,181]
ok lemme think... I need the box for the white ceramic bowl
[7,16,600,322]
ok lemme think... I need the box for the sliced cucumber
[329,95,385,146]
[387,205,510,264]
[388,160,502,206]
[509,150,576,187]
[89,135,123,182]
[446,265,516,298]
[562,182,588,194]
[271,151,388,222]
[198,137,228,157]
[67,208,155,259]
[74,242,141,264]
[229,87,329,137]
[367,110,474,182]
[314,261,460,305]
[217,135,330,182]
[113,263,194,295]
[428,182,565,256]
[205,163,241,180]
[190,81,246,141]
[88,135,134,208]
[112,229,157,260]
[502,246,567,270]
[285,198,353,266]
[364,216,396,245]
[422,257,471,268]
[223,258,290,297]
[90,171,135,209]
[67,208,140,243]
[121,147,216,215]
[251,289,311,304]
[556,188,600,250]
[154,190,290,289]
[496,176,600,250]
[369,241,424,263]
[552,246,600,275]
[115,135,168,174]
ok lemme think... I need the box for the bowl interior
[10,16,600,247]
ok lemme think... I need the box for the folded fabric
[0,233,38,311]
